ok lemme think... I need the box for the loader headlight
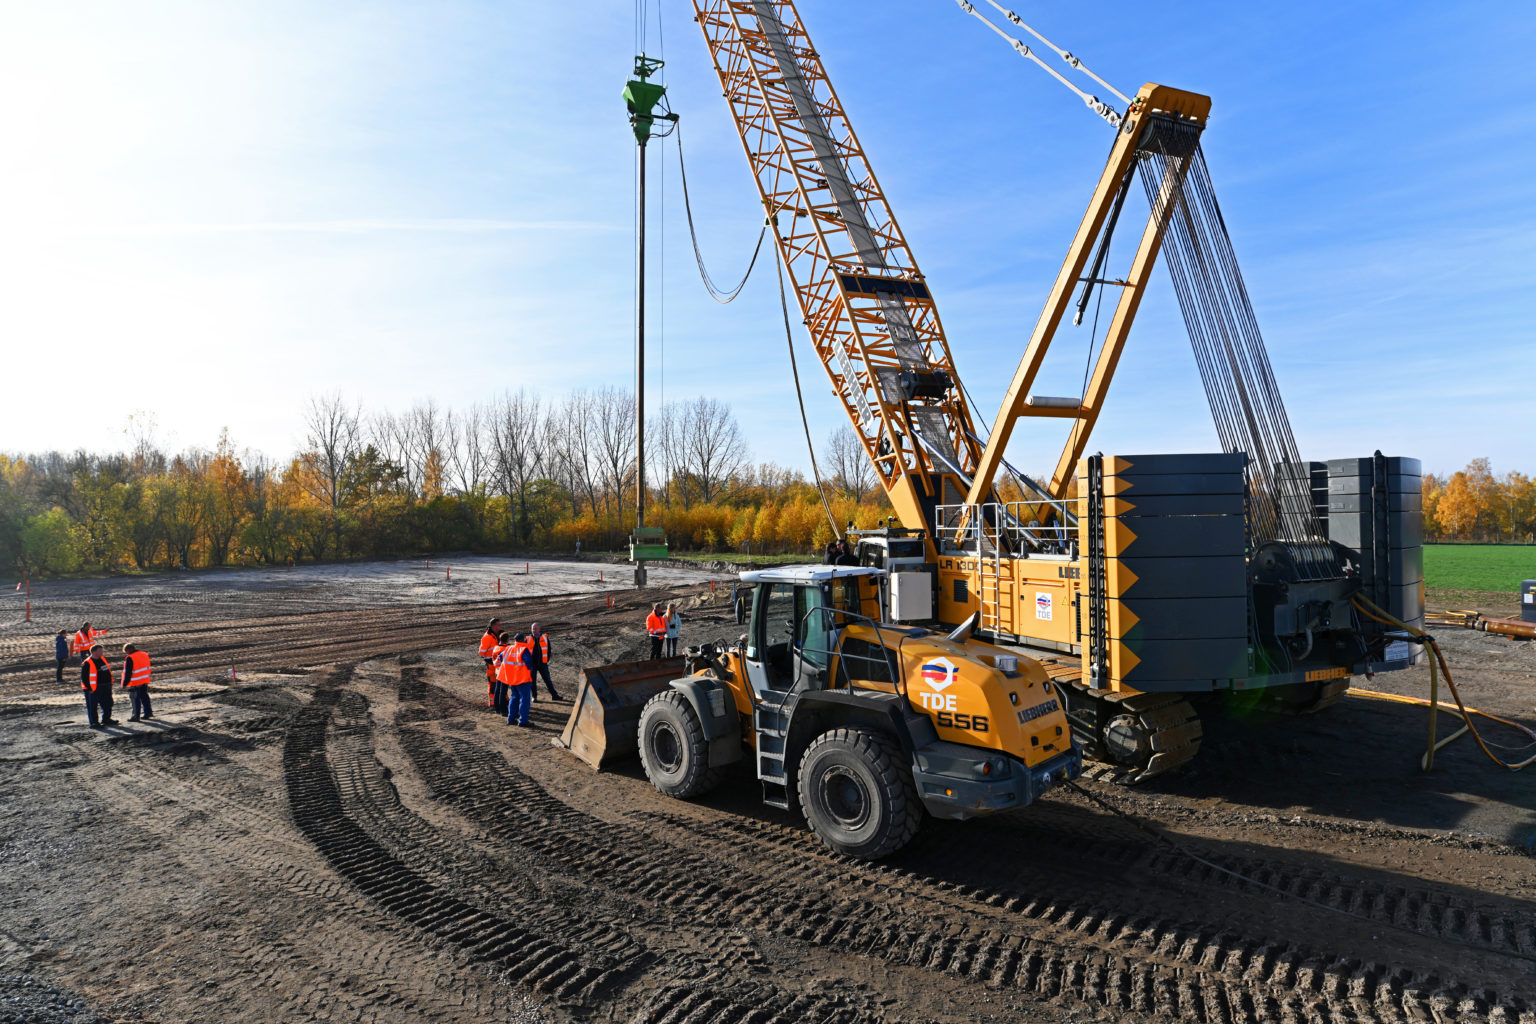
[976,757,1007,778]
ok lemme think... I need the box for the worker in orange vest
[499,634,536,727]
[645,604,667,660]
[525,622,561,701]
[121,643,153,722]
[81,643,115,728]
[477,618,503,708]
[72,622,105,664]
[488,630,513,715]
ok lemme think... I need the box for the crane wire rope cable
[774,239,840,540]
[950,0,1127,127]
[676,123,769,303]
[1136,125,1335,580]
[976,0,1129,106]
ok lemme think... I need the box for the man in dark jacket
[525,622,561,701]
[54,631,69,682]
[81,644,115,728]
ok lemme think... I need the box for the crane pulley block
[898,369,954,402]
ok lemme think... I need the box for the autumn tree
[201,431,250,566]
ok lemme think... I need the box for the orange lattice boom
[692,0,993,537]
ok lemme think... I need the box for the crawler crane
[681,0,1424,780]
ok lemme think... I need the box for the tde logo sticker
[920,658,956,692]
[1035,592,1053,621]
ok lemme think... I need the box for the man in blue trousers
[500,634,537,728]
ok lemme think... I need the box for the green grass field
[1424,544,1536,593]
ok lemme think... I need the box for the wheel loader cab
[744,569,873,697]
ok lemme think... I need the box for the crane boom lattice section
[693,0,990,534]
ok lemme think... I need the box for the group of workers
[477,619,560,728]
[56,622,153,729]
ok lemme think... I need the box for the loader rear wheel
[797,728,921,860]
[638,691,720,799]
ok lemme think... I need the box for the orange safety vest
[82,656,107,692]
[73,630,90,655]
[529,633,550,661]
[497,641,532,686]
[123,650,151,687]
[646,613,667,638]
[478,631,500,659]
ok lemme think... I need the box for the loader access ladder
[753,694,792,809]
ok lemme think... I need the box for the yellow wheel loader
[556,565,1081,859]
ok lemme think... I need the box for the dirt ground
[0,555,727,634]
[1,560,1533,1023]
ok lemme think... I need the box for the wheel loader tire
[638,690,720,799]
[796,728,921,860]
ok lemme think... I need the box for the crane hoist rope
[774,232,842,539]
[675,123,769,304]
[952,0,1128,127]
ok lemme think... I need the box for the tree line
[1422,459,1536,543]
[0,391,893,578]
[3,396,1524,580]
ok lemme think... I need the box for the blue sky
[1,1,1532,478]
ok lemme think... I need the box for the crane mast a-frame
[692,0,993,541]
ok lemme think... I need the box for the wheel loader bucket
[554,657,687,769]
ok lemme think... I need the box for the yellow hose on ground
[1350,594,1536,771]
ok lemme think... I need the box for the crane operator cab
[582,563,1082,859]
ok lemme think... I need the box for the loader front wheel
[797,728,921,860]
[638,690,720,799]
